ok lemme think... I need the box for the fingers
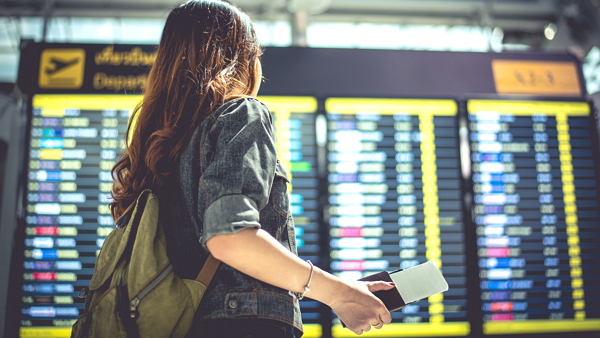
[340,280,395,335]
[349,316,387,334]
[366,282,393,326]
[350,328,362,335]
[350,319,377,335]
[367,281,396,292]
[371,315,384,329]
[380,306,392,324]
[351,325,368,335]
[366,284,393,325]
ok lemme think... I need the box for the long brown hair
[110,0,262,219]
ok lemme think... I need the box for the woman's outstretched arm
[207,228,394,335]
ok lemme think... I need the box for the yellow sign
[302,324,323,338]
[468,100,590,116]
[19,324,325,338]
[39,49,86,89]
[33,94,142,110]
[259,96,318,113]
[332,322,470,337]
[20,326,72,337]
[483,318,600,335]
[326,98,457,115]
[492,60,581,96]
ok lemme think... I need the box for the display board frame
[4,42,600,338]
[462,97,600,338]
[323,95,474,338]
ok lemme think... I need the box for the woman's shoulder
[215,96,271,123]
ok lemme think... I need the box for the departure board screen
[325,98,470,337]
[21,95,135,338]
[20,95,322,338]
[468,100,600,335]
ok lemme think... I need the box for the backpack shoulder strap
[195,254,220,286]
[148,177,219,286]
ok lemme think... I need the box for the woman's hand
[329,281,394,335]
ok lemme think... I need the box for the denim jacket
[156,97,303,334]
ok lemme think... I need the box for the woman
[110,1,393,336]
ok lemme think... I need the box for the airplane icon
[38,48,85,89]
[45,57,80,76]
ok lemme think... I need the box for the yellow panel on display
[302,323,323,338]
[491,60,581,96]
[332,322,470,337]
[20,326,72,337]
[467,100,590,116]
[483,319,600,335]
[33,94,142,111]
[19,324,324,338]
[325,98,457,115]
[33,94,317,115]
[258,96,318,113]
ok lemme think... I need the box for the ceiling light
[544,23,557,40]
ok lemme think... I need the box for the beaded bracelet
[296,260,314,300]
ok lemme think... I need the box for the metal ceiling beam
[0,0,561,20]
[41,0,56,42]
[326,0,558,15]
[0,8,171,18]
[305,14,550,31]
[0,0,565,39]
[0,12,558,31]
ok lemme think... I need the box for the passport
[359,260,448,311]
[341,260,448,327]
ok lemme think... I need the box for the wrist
[315,269,352,309]
[294,260,314,300]
[326,281,346,310]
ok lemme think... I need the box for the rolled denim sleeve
[199,98,277,248]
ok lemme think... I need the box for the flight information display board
[19,95,322,338]
[325,98,470,337]
[468,100,600,335]
[21,95,135,338]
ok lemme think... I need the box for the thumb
[367,281,396,292]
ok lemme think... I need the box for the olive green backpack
[71,189,220,338]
